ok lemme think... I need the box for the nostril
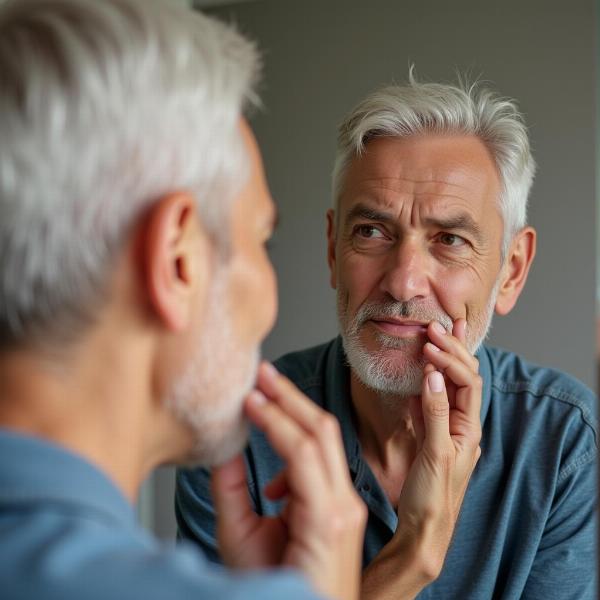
[380,266,430,303]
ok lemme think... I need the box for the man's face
[167,121,278,465]
[329,134,504,396]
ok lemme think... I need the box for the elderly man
[176,78,598,598]
[0,0,371,598]
[0,0,479,598]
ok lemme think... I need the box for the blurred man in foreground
[177,77,598,598]
[0,0,367,598]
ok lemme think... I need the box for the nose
[379,238,431,302]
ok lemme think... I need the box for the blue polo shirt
[0,429,322,600]
[176,338,598,599]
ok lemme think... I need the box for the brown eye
[439,233,466,247]
[354,224,385,239]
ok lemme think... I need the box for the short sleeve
[521,442,597,599]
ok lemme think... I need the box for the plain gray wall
[148,0,597,539]
[218,0,596,385]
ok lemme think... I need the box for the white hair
[0,0,260,348]
[332,71,536,254]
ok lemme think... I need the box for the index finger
[256,363,350,487]
[452,318,467,344]
[211,455,259,549]
[244,389,328,506]
[427,320,478,372]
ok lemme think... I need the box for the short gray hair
[332,72,536,254]
[0,0,260,348]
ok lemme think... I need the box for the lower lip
[370,320,427,337]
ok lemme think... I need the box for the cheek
[433,268,489,319]
[229,250,277,344]
[338,251,384,307]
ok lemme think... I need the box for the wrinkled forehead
[339,134,503,222]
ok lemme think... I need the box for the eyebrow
[344,202,485,244]
[344,203,396,228]
[422,214,484,244]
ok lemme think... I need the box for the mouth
[369,318,428,338]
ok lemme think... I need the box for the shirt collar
[324,337,493,462]
[0,429,136,529]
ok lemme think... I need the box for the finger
[427,321,478,372]
[417,363,436,446]
[422,344,482,423]
[420,370,451,449]
[211,454,258,543]
[424,362,437,375]
[409,395,425,450]
[451,319,479,374]
[452,318,467,345]
[423,343,479,388]
[264,470,289,501]
[256,363,349,487]
[245,390,328,505]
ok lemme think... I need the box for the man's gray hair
[0,0,260,348]
[332,72,536,254]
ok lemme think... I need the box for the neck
[0,334,188,503]
[350,371,417,502]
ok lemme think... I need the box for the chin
[181,414,250,468]
[342,330,425,398]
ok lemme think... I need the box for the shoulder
[482,345,596,415]
[481,345,597,464]
[0,507,317,600]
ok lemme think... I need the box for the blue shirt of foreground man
[0,0,374,598]
[176,78,598,598]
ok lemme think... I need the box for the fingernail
[428,371,445,393]
[247,390,267,407]
[454,319,467,337]
[431,321,446,335]
[426,342,440,352]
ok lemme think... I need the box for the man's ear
[495,226,536,316]
[142,192,209,331]
[326,209,337,290]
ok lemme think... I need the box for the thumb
[211,454,258,542]
[421,370,451,451]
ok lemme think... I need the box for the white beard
[338,281,499,398]
[165,267,260,467]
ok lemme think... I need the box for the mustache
[350,299,453,332]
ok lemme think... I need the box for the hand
[362,319,482,597]
[211,362,367,600]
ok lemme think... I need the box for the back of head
[332,72,536,254]
[0,0,259,350]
